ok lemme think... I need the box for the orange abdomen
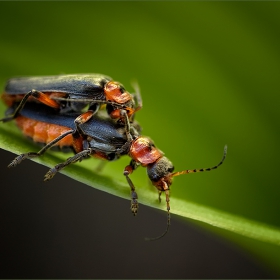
[15,115,74,148]
[1,92,25,107]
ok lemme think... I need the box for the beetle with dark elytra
[0,74,142,125]
[3,102,227,240]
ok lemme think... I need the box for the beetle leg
[95,160,107,172]
[119,112,139,215]
[88,103,100,116]
[8,129,74,168]
[158,190,162,202]
[120,109,133,142]
[123,160,140,215]
[73,110,94,136]
[44,148,93,181]
[0,90,60,123]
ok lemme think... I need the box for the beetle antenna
[145,212,170,241]
[131,80,142,112]
[171,145,227,178]
[145,189,171,241]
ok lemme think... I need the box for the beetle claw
[8,154,29,168]
[131,190,138,215]
[44,168,57,181]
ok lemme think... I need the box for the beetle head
[147,157,175,191]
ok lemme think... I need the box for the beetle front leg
[120,109,133,142]
[123,160,139,215]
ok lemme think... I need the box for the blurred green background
[0,1,280,278]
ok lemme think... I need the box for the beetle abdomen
[15,116,73,148]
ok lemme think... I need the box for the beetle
[0,74,142,124]
[6,102,141,161]
[4,103,227,240]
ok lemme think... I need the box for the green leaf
[1,110,280,246]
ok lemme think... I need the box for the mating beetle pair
[0,74,227,240]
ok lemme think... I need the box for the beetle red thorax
[129,137,163,166]
[104,81,131,104]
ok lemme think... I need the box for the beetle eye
[168,166,175,173]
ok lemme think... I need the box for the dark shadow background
[0,149,273,278]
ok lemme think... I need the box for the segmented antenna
[171,145,227,178]
[145,189,171,241]
[145,212,170,241]
[145,145,227,241]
